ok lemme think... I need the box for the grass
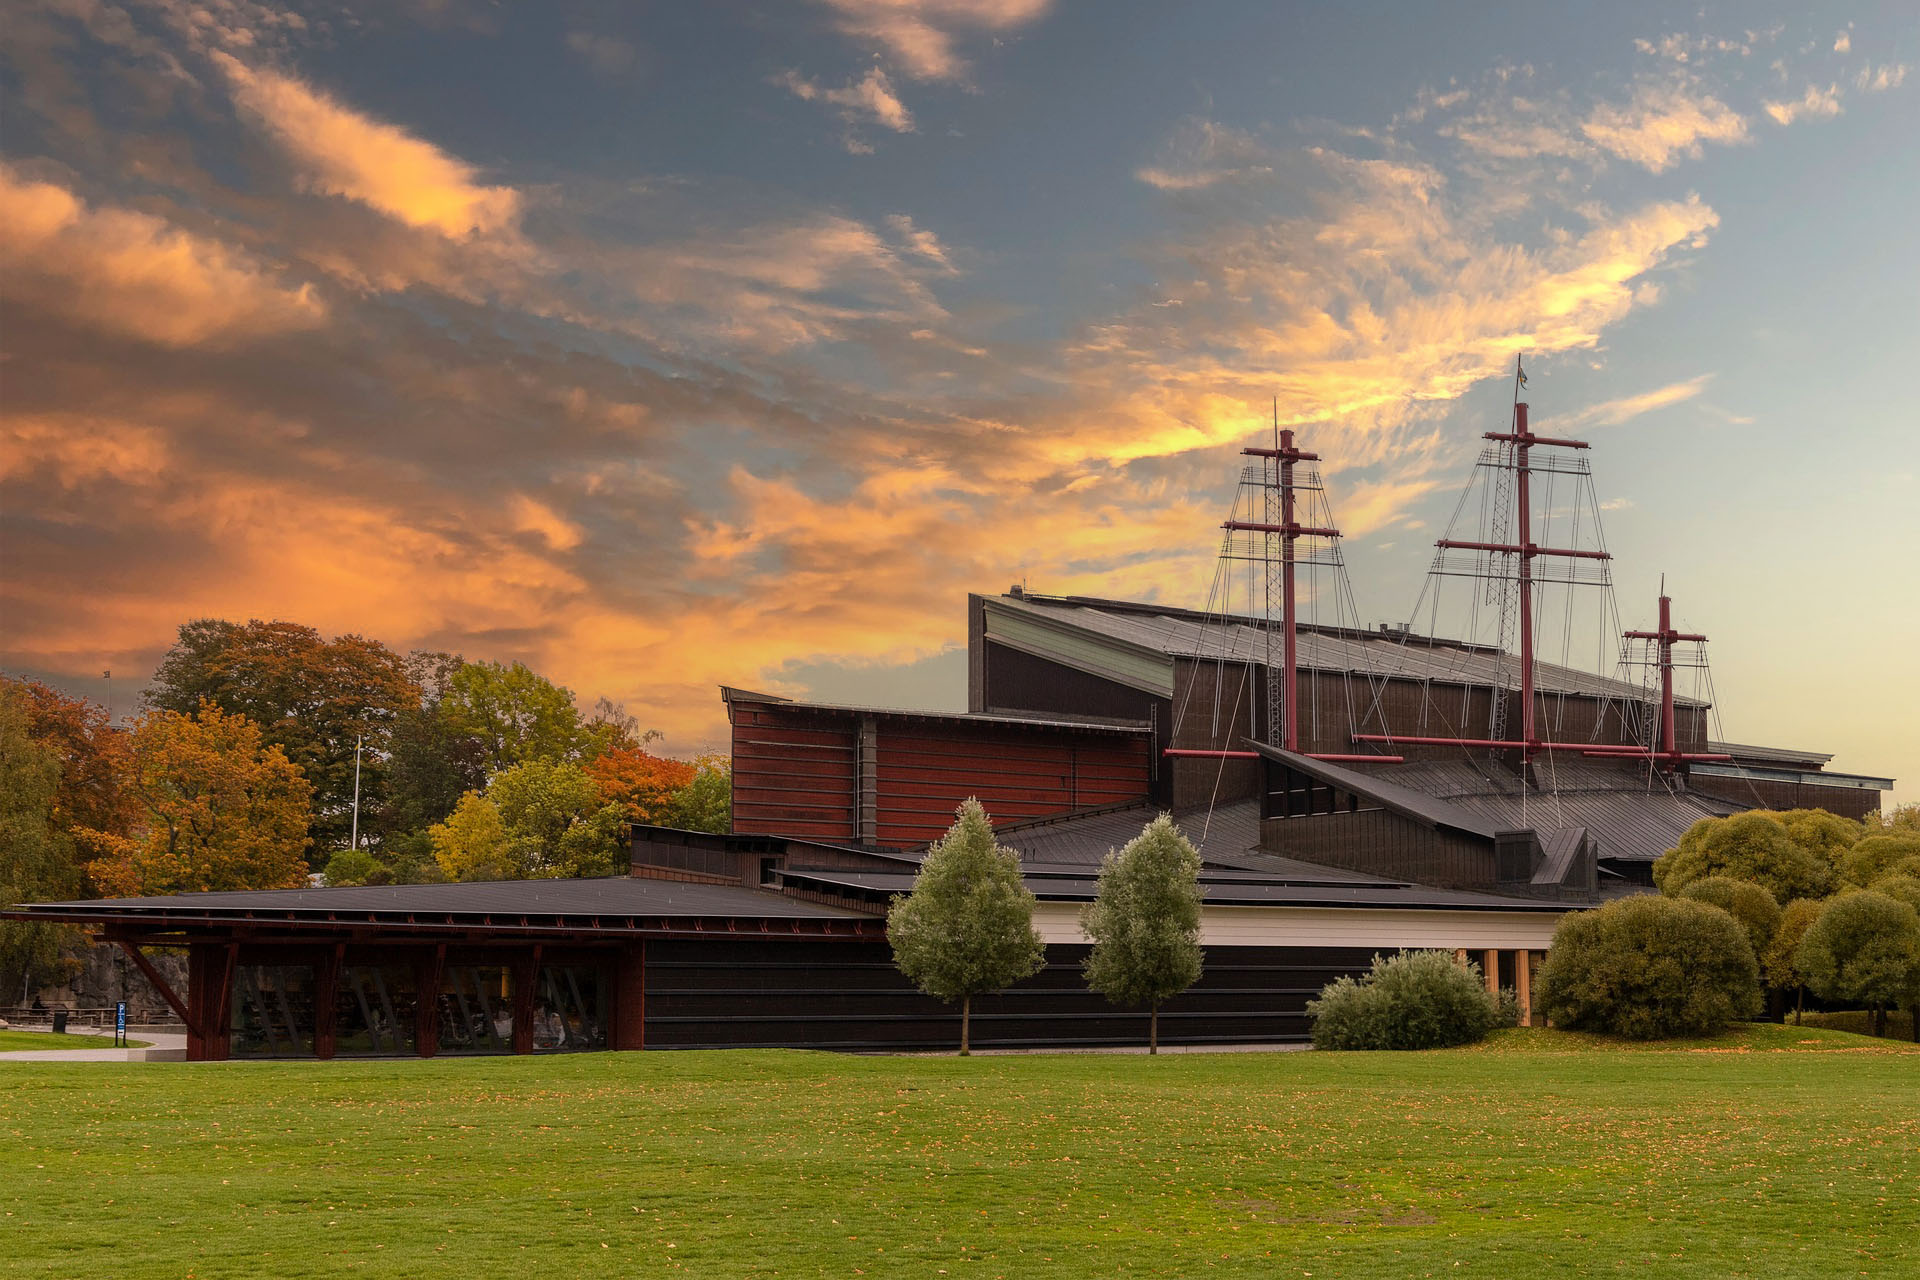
[0,1025,1915,1278]
[0,1030,149,1052]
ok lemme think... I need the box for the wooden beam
[114,939,199,1039]
[1481,949,1500,997]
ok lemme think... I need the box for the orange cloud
[213,53,521,240]
[817,0,1053,81]
[1580,80,1748,170]
[0,162,324,347]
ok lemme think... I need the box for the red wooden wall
[728,699,1151,847]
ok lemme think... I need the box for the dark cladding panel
[730,701,858,839]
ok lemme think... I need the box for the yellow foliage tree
[87,704,312,896]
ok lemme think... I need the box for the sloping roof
[7,876,870,926]
[988,591,1700,705]
[1353,757,1739,862]
[1251,745,1506,840]
[721,686,1148,734]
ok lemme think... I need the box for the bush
[321,847,385,888]
[1870,874,1920,915]
[1841,835,1920,887]
[1764,897,1826,993]
[1675,876,1781,957]
[1536,895,1761,1039]
[1653,813,1831,904]
[1308,950,1500,1051]
[1794,891,1920,1038]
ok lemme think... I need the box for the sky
[1,0,1915,805]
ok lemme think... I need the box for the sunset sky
[2,1,1915,804]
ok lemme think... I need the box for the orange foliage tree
[86,704,313,897]
[585,745,697,825]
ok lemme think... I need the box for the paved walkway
[0,1030,188,1062]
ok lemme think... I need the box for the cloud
[815,0,1053,81]
[565,30,639,77]
[1763,83,1844,125]
[1551,375,1714,430]
[1855,64,1908,93]
[1135,120,1273,190]
[1580,79,1748,170]
[0,162,324,347]
[1834,31,1851,54]
[777,67,915,139]
[213,53,521,240]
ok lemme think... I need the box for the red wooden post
[614,940,647,1051]
[314,944,343,1060]
[185,944,210,1061]
[416,944,446,1058]
[210,943,238,1060]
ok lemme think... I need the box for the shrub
[1675,875,1781,957]
[1308,950,1500,1051]
[1653,813,1830,904]
[321,847,385,888]
[1757,808,1861,873]
[1764,898,1826,994]
[1841,835,1920,887]
[1536,895,1760,1039]
[1869,874,1920,915]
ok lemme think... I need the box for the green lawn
[1,1026,1914,1278]
[0,1030,148,1051]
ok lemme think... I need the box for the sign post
[115,1001,127,1048]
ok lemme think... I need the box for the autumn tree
[427,792,516,883]
[0,686,85,996]
[659,753,731,834]
[587,746,696,824]
[887,799,1045,1054]
[1794,891,1920,1040]
[8,676,138,840]
[86,704,312,897]
[146,619,416,859]
[1082,815,1205,1054]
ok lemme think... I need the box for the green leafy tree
[381,651,489,840]
[146,619,416,861]
[660,753,732,834]
[322,846,385,887]
[1840,835,1920,888]
[1755,808,1861,876]
[1795,891,1920,1039]
[1674,876,1781,959]
[887,799,1046,1054]
[1868,874,1920,915]
[1861,802,1920,835]
[442,661,594,774]
[1082,815,1204,1053]
[1536,895,1760,1039]
[1764,897,1826,1022]
[488,760,629,879]
[1653,812,1831,904]
[0,687,85,997]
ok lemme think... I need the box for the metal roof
[1709,740,1835,768]
[7,876,870,925]
[778,866,1565,912]
[1253,745,1506,840]
[721,686,1149,734]
[989,592,1701,706]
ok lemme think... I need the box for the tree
[87,704,312,897]
[1861,802,1920,835]
[381,651,489,840]
[1653,812,1831,904]
[1795,891,1920,1040]
[1674,876,1781,960]
[1763,897,1826,1022]
[442,660,593,774]
[1082,815,1204,1053]
[7,676,138,840]
[146,619,416,860]
[1869,874,1920,915]
[0,686,85,997]
[428,792,515,883]
[1756,808,1860,877]
[322,846,385,887]
[429,762,627,882]
[587,746,697,824]
[887,799,1046,1054]
[1536,895,1760,1039]
[1840,835,1920,888]
[660,753,731,834]
[487,760,628,879]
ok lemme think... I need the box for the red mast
[1620,593,1726,765]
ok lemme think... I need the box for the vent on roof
[1377,621,1410,637]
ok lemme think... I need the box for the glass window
[335,965,419,1056]
[230,965,315,1058]
[533,965,608,1053]
[436,965,516,1054]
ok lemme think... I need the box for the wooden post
[185,945,210,1061]
[1453,947,1468,969]
[314,944,343,1059]
[1481,949,1499,996]
[210,944,238,1060]
[512,947,539,1055]
[613,941,647,1051]
[416,944,446,1058]
[1514,949,1531,1027]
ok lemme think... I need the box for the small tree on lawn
[888,798,1045,1054]
[1795,891,1920,1040]
[1082,815,1205,1054]
[1763,897,1826,1024]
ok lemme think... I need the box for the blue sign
[116,1001,127,1046]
